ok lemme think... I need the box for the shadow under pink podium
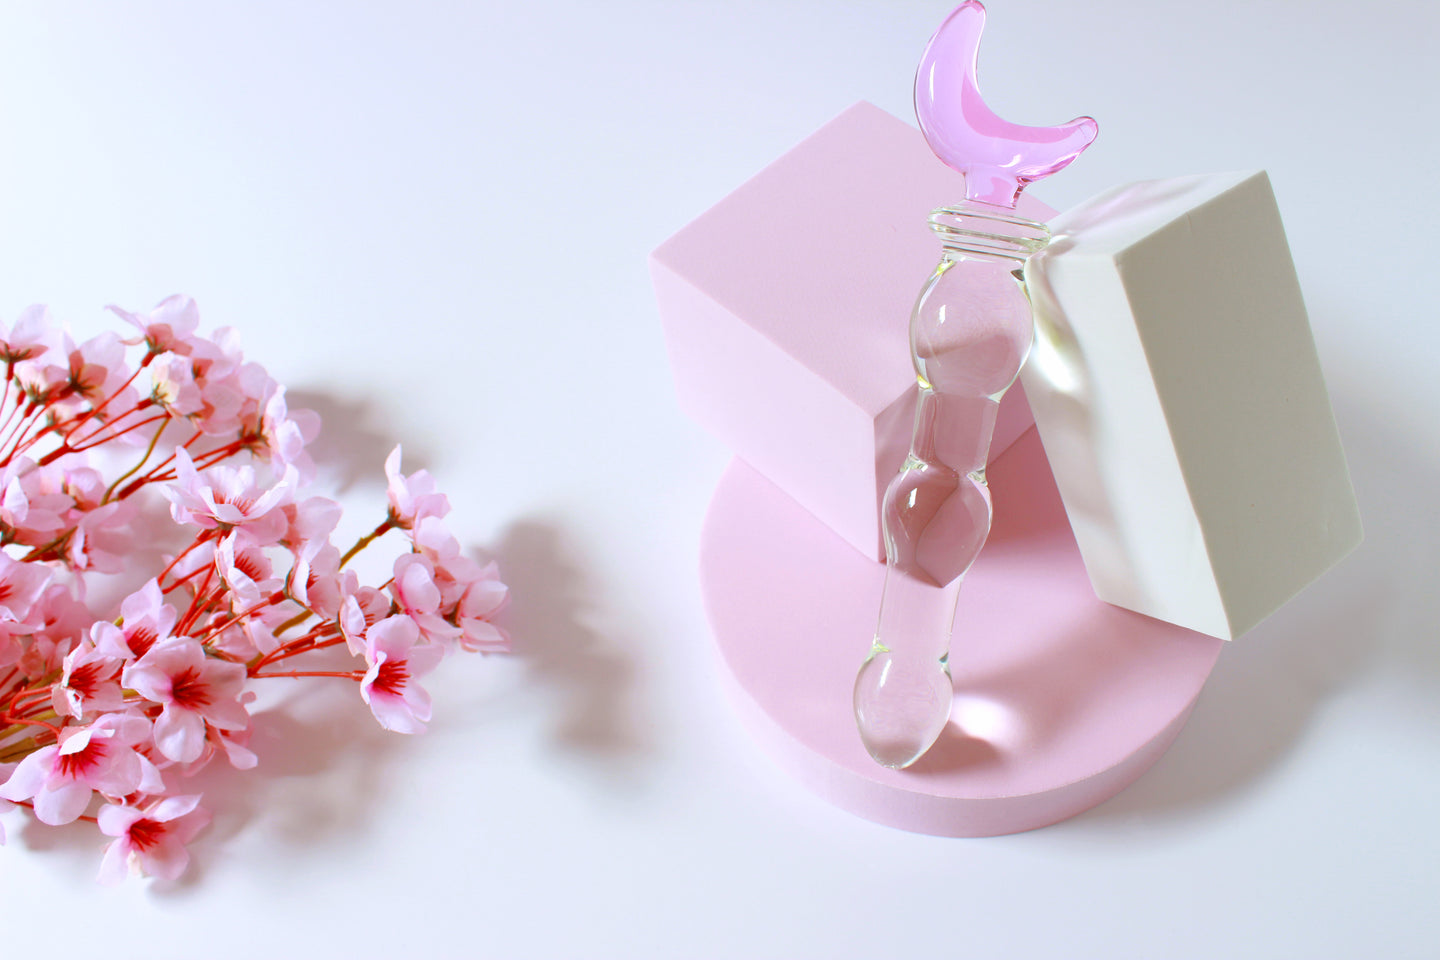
[699,427,1225,836]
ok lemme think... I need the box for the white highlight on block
[1021,170,1362,640]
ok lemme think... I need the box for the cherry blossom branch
[340,519,394,568]
[104,418,170,503]
[59,360,148,439]
[0,298,510,884]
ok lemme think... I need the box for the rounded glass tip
[854,648,953,769]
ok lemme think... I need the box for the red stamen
[67,661,107,698]
[234,552,267,583]
[127,627,159,659]
[373,658,410,697]
[169,667,212,710]
[127,817,167,851]
[55,739,106,779]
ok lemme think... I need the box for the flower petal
[153,707,206,763]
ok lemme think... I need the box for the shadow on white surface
[494,519,649,765]
[288,388,421,493]
[5,680,405,896]
[161,682,406,897]
[1073,375,1438,824]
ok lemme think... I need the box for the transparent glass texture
[853,206,1047,769]
[854,0,1098,769]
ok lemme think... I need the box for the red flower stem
[0,399,41,452]
[4,683,59,712]
[161,561,211,595]
[9,394,83,461]
[249,669,363,680]
[0,386,27,445]
[259,633,350,668]
[115,424,209,495]
[60,363,147,437]
[0,401,51,463]
[192,439,249,466]
[195,591,287,645]
[116,436,246,496]
[0,714,61,737]
[7,798,99,824]
[157,532,215,587]
[61,400,159,451]
[59,410,170,457]
[249,625,332,671]
[175,568,218,636]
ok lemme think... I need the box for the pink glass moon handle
[915,1,1099,207]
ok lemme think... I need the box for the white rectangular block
[1021,170,1362,640]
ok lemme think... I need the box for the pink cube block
[651,101,1048,560]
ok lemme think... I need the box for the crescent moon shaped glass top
[915,1,1099,207]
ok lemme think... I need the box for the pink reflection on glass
[915,1,1098,207]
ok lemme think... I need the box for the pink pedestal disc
[700,429,1225,836]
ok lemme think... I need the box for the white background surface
[1,1,1436,957]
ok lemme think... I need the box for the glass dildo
[853,1,1097,769]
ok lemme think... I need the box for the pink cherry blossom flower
[338,586,391,655]
[23,583,94,662]
[0,713,160,825]
[389,554,461,644]
[108,295,201,357]
[290,542,355,620]
[181,327,247,435]
[0,550,52,622]
[88,579,179,664]
[11,327,67,402]
[0,460,76,547]
[384,445,449,529]
[59,463,105,508]
[281,495,342,550]
[65,332,131,403]
[1,473,32,536]
[280,496,344,612]
[0,632,20,669]
[453,561,511,654]
[0,461,69,541]
[97,795,210,884]
[52,634,125,718]
[218,357,278,443]
[207,601,288,660]
[0,300,511,882]
[162,446,294,544]
[0,305,52,365]
[216,532,282,610]
[413,515,483,584]
[31,332,142,433]
[249,385,319,477]
[148,351,204,415]
[174,690,259,774]
[360,615,445,734]
[123,637,249,763]
[66,498,136,573]
[409,517,509,651]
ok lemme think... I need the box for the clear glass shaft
[854,205,1044,769]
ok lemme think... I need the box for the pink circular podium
[699,429,1225,836]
